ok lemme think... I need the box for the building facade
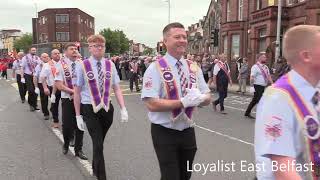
[32,8,94,57]
[0,29,22,56]
[202,0,222,55]
[220,0,320,69]
[187,19,205,55]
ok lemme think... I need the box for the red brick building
[220,0,320,71]
[32,8,94,56]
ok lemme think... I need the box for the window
[231,34,240,57]
[56,32,70,42]
[258,28,267,53]
[78,15,81,23]
[223,36,228,54]
[226,0,231,22]
[317,14,320,25]
[56,14,69,23]
[90,21,93,29]
[256,0,262,10]
[238,0,243,21]
[41,16,46,25]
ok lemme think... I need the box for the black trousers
[81,104,114,180]
[50,90,61,123]
[38,83,50,116]
[1,70,7,79]
[214,85,228,111]
[203,73,209,83]
[151,123,197,180]
[24,74,38,108]
[16,74,27,101]
[245,84,266,115]
[129,73,140,91]
[61,98,83,152]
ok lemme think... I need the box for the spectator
[237,58,249,94]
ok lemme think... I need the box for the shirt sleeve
[141,62,161,99]
[21,57,26,70]
[251,65,258,77]
[40,64,48,79]
[111,62,120,86]
[54,63,64,82]
[213,64,220,76]
[255,92,297,159]
[34,64,41,78]
[75,62,85,87]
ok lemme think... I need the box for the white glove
[120,107,128,122]
[21,78,25,83]
[181,88,205,108]
[50,94,56,103]
[35,87,40,95]
[76,115,85,131]
[249,86,255,93]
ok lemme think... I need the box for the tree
[143,48,153,55]
[13,33,33,53]
[99,28,130,55]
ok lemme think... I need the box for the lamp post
[275,0,282,62]
[164,0,171,24]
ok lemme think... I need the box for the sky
[0,0,212,48]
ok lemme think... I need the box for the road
[0,78,257,180]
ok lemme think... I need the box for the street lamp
[275,0,282,62]
[163,0,171,24]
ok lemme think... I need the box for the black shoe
[220,111,227,114]
[245,114,255,119]
[236,90,241,92]
[75,151,88,160]
[62,146,68,154]
[136,89,141,92]
[44,115,49,120]
[21,99,25,103]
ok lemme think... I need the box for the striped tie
[176,60,188,96]
[97,61,104,96]
[71,62,76,78]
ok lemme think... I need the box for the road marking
[10,82,94,176]
[224,105,256,114]
[51,128,93,176]
[194,124,254,147]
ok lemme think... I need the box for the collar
[164,53,184,67]
[288,70,317,103]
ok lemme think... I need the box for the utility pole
[275,0,282,62]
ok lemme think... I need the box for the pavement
[0,75,257,180]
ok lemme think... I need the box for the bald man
[50,49,61,127]
[244,53,273,119]
[35,53,51,120]
[41,49,61,127]
[255,25,320,179]
[12,52,27,103]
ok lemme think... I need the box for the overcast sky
[0,0,212,47]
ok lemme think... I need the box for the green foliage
[13,33,33,53]
[99,28,130,56]
[143,48,153,55]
